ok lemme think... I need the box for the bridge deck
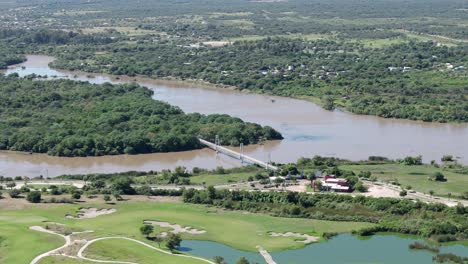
[198,138,278,171]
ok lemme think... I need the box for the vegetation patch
[0,76,281,156]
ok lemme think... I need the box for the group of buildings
[312,175,350,193]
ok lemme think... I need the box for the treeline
[57,165,262,186]
[0,29,115,45]
[50,37,468,122]
[182,188,468,241]
[0,45,24,69]
[0,76,282,156]
[5,0,466,39]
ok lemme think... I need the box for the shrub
[441,155,454,162]
[26,191,41,203]
[9,189,20,198]
[103,195,111,202]
[432,172,447,182]
[71,192,81,200]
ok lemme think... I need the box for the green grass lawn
[0,216,64,264]
[189,172,254,185]
[0,200,374,263]
[341,164,468,197]
[83,239,205,264]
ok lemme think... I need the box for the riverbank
[1,55,467,178]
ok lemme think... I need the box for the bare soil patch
[143,220,206,237]
[66,208,116,219]
[269,232,319,243]
[363,184,400,198]
[202,41,232,47]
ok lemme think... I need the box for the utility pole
[240,143,244,163]
[215,135,219,154]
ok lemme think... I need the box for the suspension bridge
[198,137,278,171]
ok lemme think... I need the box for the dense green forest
[0,46,24,69]
[0,76,281,156]
[182,188,468,242]
[1,0,467,39]
[46,36,468,122]
[1,0,467,123]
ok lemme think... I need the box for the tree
[6,182,16,189]
[113,191,123,201]
[461,192,468,200]
[213,256,227,264]
[9,189,20,198]
[207,185,216,200]
[399,190,407,197]
[447,193,451,200]
[140,224,154,237]
[236,257,250,264]
[433,172,446,182]
[166,233,181,252]
[153,235,165,248]
[0,191,3,199]
[111,178,135,195]
[429,190,435,197]
[355,182,368,192]
[441,155,454,162]
[103,195,111,203]
[26,191,41,203]
[72,192,81,200]
[358,171,371,179]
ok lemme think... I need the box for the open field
[226,33,332,42]
[0,198,374,264]
[84,239,205,264]
[189,171,254,185]
[0,218,63,264]
[79,27,160,36]
[341,164,468,197]
[39,256,92,264]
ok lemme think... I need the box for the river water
[180,234,468,264]
[1,55,467,177]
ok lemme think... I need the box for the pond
[180,234,468,264]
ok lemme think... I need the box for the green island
[0,76,281,156]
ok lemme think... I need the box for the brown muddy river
[1,55,467,177]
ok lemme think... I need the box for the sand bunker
[66,208,116,219]
[144,220,206,237]
[269,232,318,243]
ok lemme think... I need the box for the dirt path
[30,226,215,264]
[256,246,277,264]
[78,237,215,264]
[29,226,70,264]
[29,226,93,264]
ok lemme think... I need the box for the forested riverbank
[0,75,282,157]
[1,28,467,122]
